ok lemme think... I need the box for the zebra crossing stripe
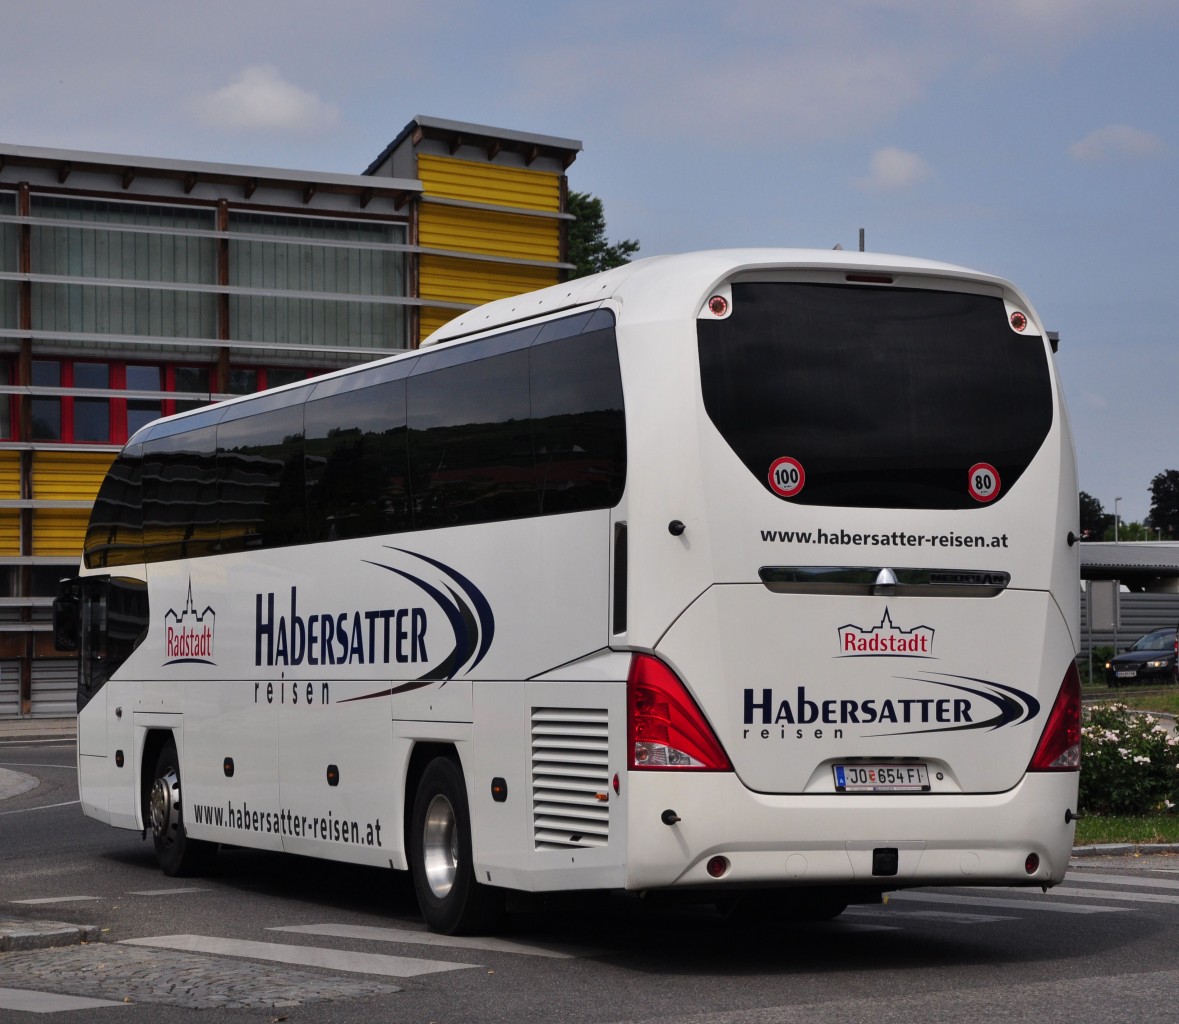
[121,934,477,977]
[269,922,603,959]
[0,987,124,1013]
[889,892,1120,914]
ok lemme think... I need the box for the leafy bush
[1080,703,1179,815]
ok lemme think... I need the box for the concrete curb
[0,919,101,952]
[1071,842,1179,857]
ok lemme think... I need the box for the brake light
[627,654,731,770]
[1028,661,1081,771]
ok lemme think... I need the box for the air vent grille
[531,707,610,851]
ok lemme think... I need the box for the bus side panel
[279,687,407,867]
[471,678,628,892]
[77,688,111,824]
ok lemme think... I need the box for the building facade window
[228,212,407,351]
[29,197,219,340]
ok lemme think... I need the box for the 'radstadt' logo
[838,608,934,658]
[164,581,216,665]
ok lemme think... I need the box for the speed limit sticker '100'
[968,462,1001,503]
[768,457,806,498]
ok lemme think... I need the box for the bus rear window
[697,283,1053,509]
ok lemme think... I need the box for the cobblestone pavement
[0,943,401,1010]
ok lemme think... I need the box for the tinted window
[306,377,411,541]
[217,403,307,552]
[84,448,144,568]
[698,283,1052,509]
[408,342,535,529]
[141,425,219,560]
[531,326,626,513]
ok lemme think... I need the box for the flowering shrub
[1079,703,1179,815]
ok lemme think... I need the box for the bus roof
[423,248,1018,347]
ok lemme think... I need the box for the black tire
[410,756,503,934]
[149,738,216,877]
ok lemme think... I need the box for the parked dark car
[1104,627,1178,687]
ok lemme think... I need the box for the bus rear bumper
[624,770,1078,893]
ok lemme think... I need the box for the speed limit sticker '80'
[768,457,806,498]
[967,462,1001,502]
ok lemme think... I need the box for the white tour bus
[56,249,1081,934]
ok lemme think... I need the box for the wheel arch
[139,727,175,832]
[403,741,462,861]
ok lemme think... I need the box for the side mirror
[52,581,79,653]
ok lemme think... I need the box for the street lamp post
[1115,496,1122,543]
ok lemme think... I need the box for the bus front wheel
[410,756,503,934]
[149,738,216,877]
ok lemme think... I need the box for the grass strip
[1074,815,1179,846]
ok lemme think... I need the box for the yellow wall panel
[32,451,116,503]
[419,309,457,342]
[0,452,20,500]
[420,255,558,309]
[417,155,561,211]
[419,205,560,262]
[32,509,88,557]
[0,512,19,556]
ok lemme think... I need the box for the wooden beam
[184,172,198,194]
[359,188,373,209]
[122,167,136,189]
[448,135,463,155]
[243,177,257,199]
[302,183,316,204]
[57,162,72,183]
[524,145,539,166]
[486,140,502,160]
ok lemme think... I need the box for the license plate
[1116,670,1137,678]
[834,764,930,792]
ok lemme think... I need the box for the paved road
[4,735,1179,1022]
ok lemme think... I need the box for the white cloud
[1068,124,1166,163]
[856,147,933,192]
[190,66,339,133]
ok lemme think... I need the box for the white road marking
[10,896,101,905]
[889,892,1121,914]
[121,934,478,978]
[269,922,604,958]
[0,800,81,816]
[1065,872,1179,891]
[848,907,1015,924]
[126,887,209,896]
[0,987,125,1013]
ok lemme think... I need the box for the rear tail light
[1028,661,1081,771]
[627,654,732,771]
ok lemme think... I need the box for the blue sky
[2,0,1176,523]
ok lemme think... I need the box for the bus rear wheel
[149,738,216,877]
[411,756,503,934]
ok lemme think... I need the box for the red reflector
[1028,662,1081,772]
[1010,310,1028,332]
[1025,853,1040,874]
[627,654,732,771]
[707,295,729,317]
[707,856,730,878]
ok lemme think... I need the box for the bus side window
[530,324,626,514]
[408,338,536,529]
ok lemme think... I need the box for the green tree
[566,191,639,279]
[1147,470,1179,538]
[1079,490,1111,541]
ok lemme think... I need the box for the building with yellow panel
[0,117,581,717]
[366,117,580,341]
